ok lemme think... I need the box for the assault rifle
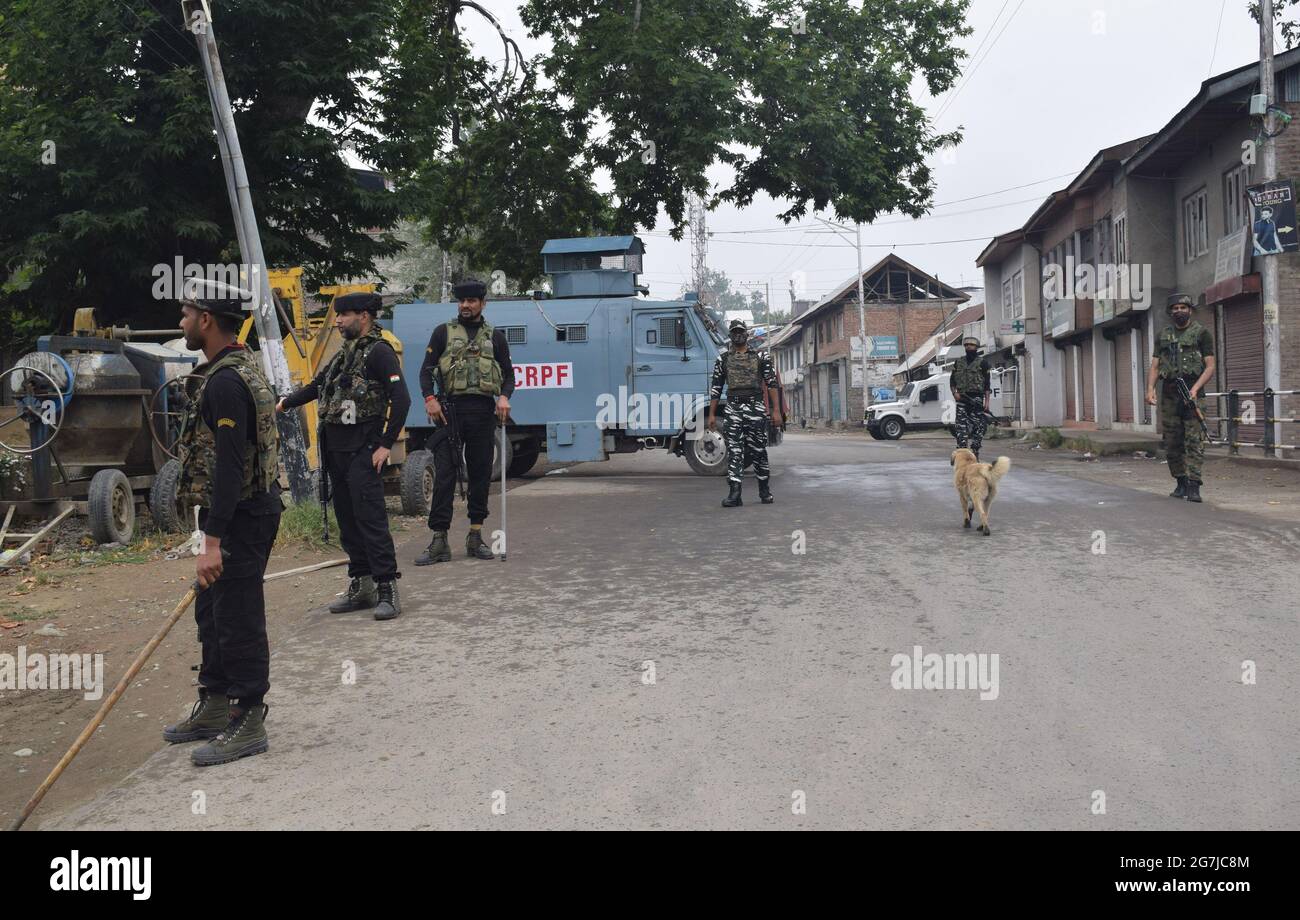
[317,419,331,543]
[1171,377,1211,439]
[956,394,1003,427]
[429,394,467,501]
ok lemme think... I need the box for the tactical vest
[1156,321,1208,381]
[438,320,502,397]
[177,347,279,508]
[320,328,389,424]
[951,357,986,396]
[725,350,762,398]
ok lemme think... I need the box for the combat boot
[329,576,377,614]
[373,580,401,620]
[415,531,451,566]
[758,478,774,504]
[466,528,495,559]
[1169,476,1188,498]
[191,703,268,767]
[1185,480,1203,503]
[162,688,229,743]
[721,481,742,507]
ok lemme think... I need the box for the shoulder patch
[217,417,237,429]
[389,374,401,383]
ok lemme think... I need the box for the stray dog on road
[951,448,1011,536]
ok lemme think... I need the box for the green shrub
[276,500,338,550]
[1037,427,1064,448]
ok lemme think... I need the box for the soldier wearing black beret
[415,278,516,564]
[278,291,411,618]
[163,285,281,766]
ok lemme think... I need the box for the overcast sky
[460,0,1279,306]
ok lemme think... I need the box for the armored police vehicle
[387,236,784,511]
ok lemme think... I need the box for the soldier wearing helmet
[1145,293,1215,502]
[708,319,781,507]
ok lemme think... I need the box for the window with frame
[1002,277,1013,314]
[1113,213,1128,265]
[1182,188,1209,261]
[1011,270,1024,319]
[1223,164,1252,232]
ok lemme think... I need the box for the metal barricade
[1202,388,1298,454]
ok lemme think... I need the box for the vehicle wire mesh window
[658,316,688,348]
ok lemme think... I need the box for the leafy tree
[0,0,406,345]
[1250,0,1300,47]
[2,0,971,346]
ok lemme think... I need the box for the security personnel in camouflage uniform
[415,278,516,563]
[163,293,281,767]
[708,319,781,507]
[1146,293,1215,503]
[279,292,410,618]
[950,335,991,458]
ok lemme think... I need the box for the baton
[499,422,508,562]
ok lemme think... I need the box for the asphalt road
[43,433,1300,829]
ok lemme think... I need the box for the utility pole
[689,193,710,305]
[184,0,312,501]
[1259,0,1282,457]
[813,218,868,421]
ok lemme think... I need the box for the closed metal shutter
[1223,299,1265,445]
[1114,329,1135,422]
[1080,337,1095,421]
[1063,346,1077,420]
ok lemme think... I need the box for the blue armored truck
[385,236,785,512]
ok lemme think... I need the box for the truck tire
[149,459,187,533]
[684,429,729,476]
[880,416,905,440]
[867,427,883,440]
[89,468,135,545]
[508,439,540,478]
[400,449,435,516]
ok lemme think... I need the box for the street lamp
[813,217,868,423]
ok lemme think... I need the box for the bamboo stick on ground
[6,555,348,831]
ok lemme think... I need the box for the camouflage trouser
[954,401,988,457]
[1160,384,1205,482]
[723,397,770,483]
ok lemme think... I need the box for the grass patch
[1063,435,1100,454]
[1035,427,1064,449]
[275,500,338,550]
[53,522,171,568]
[0,601,49,622]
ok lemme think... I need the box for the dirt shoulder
[0,507,423,830]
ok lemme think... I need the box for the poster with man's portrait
[1247,181,1298,256]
